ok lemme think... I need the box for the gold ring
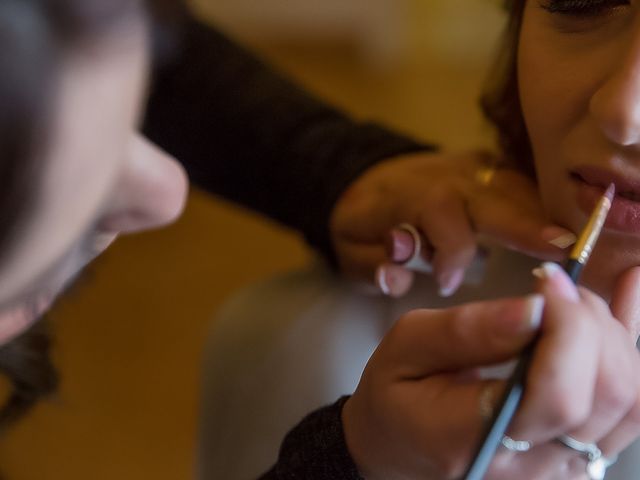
[475,165,496,187]
[478,382,498,423]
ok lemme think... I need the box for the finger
[610,266,640,340]
[512,264,599,443]
[335,240,388,283]
[576,286,640,453]
[487,168,542,212]
[329,175,399,245]
[377,295,544,378]
[567,299,638,444]
[418,189,477,297]
[470,166,576,259]
[598,392,640,457]
[469,198,575,261]
[375,263,415,298]
[531,282,640,461]
[386,227,418,263]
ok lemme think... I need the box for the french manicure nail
[532,262,580,301]
[376,265,391,296]
[548,233,577,249]
[532,261,563,279]
[524,294,545,330]
[438,269,465,297]
[387,229,415,263]
[494,294,544,337]
[542,227,577,249]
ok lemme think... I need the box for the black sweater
[143,13,429,261]
[143,8,430,479]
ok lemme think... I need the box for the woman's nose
[100,134,188,234]
[590,34,640,148]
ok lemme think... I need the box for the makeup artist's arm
[329,150,573,297]
[142,5,571,294]
[142,6,428,258]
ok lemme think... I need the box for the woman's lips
[573,173,640,234]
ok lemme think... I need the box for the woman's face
[0,17,188,342]
[519,0,640,298]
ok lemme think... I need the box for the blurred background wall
[0,1,504,478]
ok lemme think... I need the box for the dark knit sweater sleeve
[260,397,363,479]
[142,10,432,259]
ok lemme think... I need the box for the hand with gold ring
[329,149,576,298]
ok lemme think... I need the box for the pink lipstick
[572,166,640,233]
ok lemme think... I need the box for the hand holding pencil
[342,184,640,479]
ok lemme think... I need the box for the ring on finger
[478,382,499,423]
[556,434,617,480]
[394,223,433,274]
[501,435,533,452]
[475,165,497,187]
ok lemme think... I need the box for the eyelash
[541,0,630,16]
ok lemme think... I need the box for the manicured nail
[532,261,563,280]
[532,262,580,301]
[387,229,415,263]
[438,269,465,297]
[376,265,391,296]
[542,227,577,249]
[493,294,544,337]
[524,294,545,331]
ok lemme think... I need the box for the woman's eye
[541,0,630,17]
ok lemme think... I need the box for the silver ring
[501,435,533,452]
[556,434,601,461]
[395,223,433,274]
[556,435,617,480]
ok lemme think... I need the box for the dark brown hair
[480,0,533,176]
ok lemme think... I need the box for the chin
[579,234,640,302]
[580,261,616,301]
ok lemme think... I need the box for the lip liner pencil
[462,183,615,480]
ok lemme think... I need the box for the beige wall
[191,0,505,66]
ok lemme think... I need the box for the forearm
[259,397,363,479]
[142,11,431,258]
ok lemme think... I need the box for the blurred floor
[0,3,501,479]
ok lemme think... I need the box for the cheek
[517,20,589,229]
[518,36,569,220]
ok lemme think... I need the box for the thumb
[382,295,545,377]
[610,266,640,341]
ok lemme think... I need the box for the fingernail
[494,294,544,337]
[542,227,577,249]
[524,294,545,331]
[387,229,415,263]
[376,265,391,296]
[532,261,563,280]
[438,269,465,297]
[532,262,580,301]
